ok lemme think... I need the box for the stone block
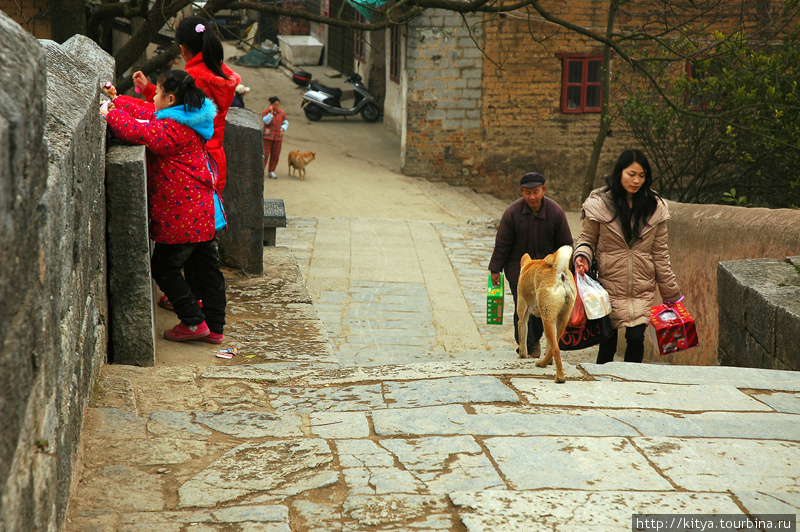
[717,262,745,326]
[106,144,155,366]
[742,332,772,369]
[717,308,745,367]
[774,287,800,371]
[745,284,777,355]
[263,199,287,246]
[219,107,264,275]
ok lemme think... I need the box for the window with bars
[559,55,603,113]
[389,25,401,83]
[685,58,723,110]
[354,14,366,63]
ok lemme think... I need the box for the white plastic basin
[277,35,323,66]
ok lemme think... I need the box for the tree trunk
[50,0,88,43]
[581,0,619,202]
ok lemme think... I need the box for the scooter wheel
[360,102,380,123]
[304,104,323,122]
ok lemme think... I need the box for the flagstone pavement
[65,240,800,531]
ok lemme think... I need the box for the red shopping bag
[649,301,699,355]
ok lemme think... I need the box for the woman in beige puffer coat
[574,149,682,364]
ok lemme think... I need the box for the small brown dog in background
[516,245,576,383]
[288,150,316,180]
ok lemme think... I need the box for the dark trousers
[510,281,544,352]
[151,239,226,334]
[596,323,647,364]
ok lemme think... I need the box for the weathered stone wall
[0,14,113,532]
[650,202,800,367]
[717,257,800,371]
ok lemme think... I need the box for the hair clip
[195,23,205,33]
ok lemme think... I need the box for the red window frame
[389,25,401,83]
[558,54,603,114]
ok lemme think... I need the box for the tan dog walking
[288,150,316,180]
[516,245,576,383]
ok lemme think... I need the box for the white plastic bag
[576,273,612,320]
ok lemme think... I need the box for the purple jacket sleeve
[488,208,515,273]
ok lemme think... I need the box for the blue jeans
[151,239,226,334]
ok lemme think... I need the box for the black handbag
[559,243,614,351]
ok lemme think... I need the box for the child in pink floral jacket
[102,70,227,344]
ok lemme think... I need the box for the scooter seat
[310,82,343,99]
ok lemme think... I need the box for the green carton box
[487,273,504,325]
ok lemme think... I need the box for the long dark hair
[605,149,660,242]
[157,70,207,111]
[175,16,229,80]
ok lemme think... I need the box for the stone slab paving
[451,491,744,531]
[68,357,800,531]
[282,217,597,366]
[66,247,800,531]
[585,361,800,390]
[512,379,773,411]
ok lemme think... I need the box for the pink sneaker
[200,331,224,345]
[164,321,210,342]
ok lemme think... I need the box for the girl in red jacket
[133,16,240,193]
[102,71,227,344]
[133,15,240,311]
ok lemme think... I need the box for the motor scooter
[295,72,381,123]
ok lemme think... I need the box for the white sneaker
[268,172,277,179]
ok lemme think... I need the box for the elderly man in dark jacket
[488,172,574,355]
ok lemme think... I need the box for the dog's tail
[548,245,573,275]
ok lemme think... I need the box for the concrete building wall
[0,13,114,532]
[0,0,51,38]
[400,5,631,209]
[356,29,386,101]
[402,10,485,184]
[382,25,406,137]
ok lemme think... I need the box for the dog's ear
[544,251,556,266]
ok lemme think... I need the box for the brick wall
[403,11,485,182]
[279,0,310,35]
[0,0,51,38]
[401,1,790,210]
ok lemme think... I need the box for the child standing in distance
[263,96,288,179]
[102,71,228,344]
